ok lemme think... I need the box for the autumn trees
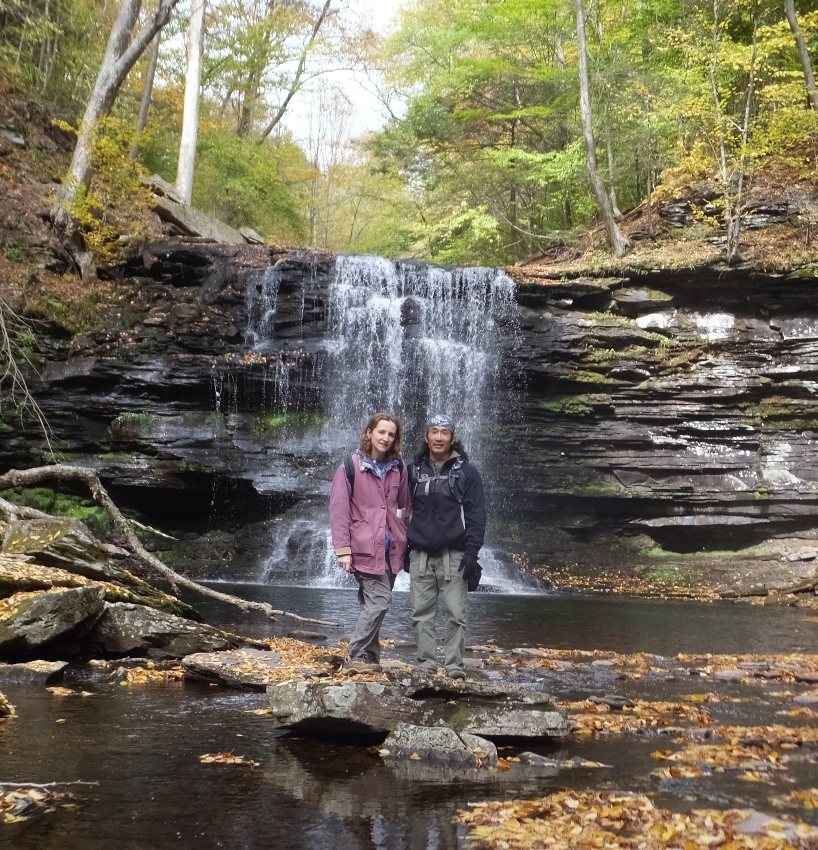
[373,0,818,264]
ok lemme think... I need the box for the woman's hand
[338,554,353,573]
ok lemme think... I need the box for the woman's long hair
[359,413,403,462]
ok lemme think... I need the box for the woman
[329,413,410,673]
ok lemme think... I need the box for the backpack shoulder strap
[447,459,465,503]
[343,454,356,496]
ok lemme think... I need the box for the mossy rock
[0,487,111,538]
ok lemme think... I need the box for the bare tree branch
[256,0,333,144]
[0,465,341,627]
[0,297,55,458]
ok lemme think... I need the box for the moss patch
[540,394,614,417]
[253,411,323,435]
[0,486,111,538]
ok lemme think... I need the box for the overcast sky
[282,0,409,148]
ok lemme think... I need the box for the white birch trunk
[784,0,818,115]
[175,0,206,204]
[574,0,629,257]
[56,0,180,228]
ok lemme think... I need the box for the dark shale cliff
[4,240,818,596]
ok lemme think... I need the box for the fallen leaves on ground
[0,692,14,718]
[682,724,818,748]
[117,665,185,685]
[1,788,75,824]
[496,647,818,684]
[454,790,818,850]
[789,790,818,809]
[199,753,258,766]
[46,687,93,697]
[563,699,711,736]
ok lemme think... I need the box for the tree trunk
[605,130,622,219]
[574,0,630,257]
[784,0,818,115]
[175,0,206,204]
[129,32,161,160]
[55,0,180,230]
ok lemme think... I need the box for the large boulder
[2,518,116,578]
[0,586,105,656]
[182,648,282,688]
[86,602,237,658]
[1,527,199,619]
[0,660,68,685]
[381,723,497,767]
[266,669,571,739]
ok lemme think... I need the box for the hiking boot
[447,668,467,680]
[344,656,382,674]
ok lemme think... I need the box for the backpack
[343,453,405,496]
[408,457,466,504]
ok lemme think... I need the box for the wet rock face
[86,602,237,658]
[0,586,105,656]
[6,242,818,581]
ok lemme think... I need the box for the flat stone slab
[183,648,282,688]
[0,660,68,685]
[381,723,497,767]
[267,669,571,739]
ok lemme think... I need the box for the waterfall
[325,255,517,459]
[256,254,532,592]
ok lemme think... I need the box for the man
[406,414,486,678]
[329,413,410,674]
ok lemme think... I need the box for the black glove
[403,547,411,574]
[458,552,482,592]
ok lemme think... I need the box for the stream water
[2,590,817,850]
[4,257,816,847]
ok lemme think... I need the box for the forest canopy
[1,0,818,265]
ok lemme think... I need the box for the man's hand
[338,554,353,573]
[458,552,482,590]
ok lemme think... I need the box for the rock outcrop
[182,647,282,688]
[381,723,497,767]
[0,586,105,656]
[4,244,818,589]
[266,670,571,739]
[0,660,67,685]
[85,602,237,658]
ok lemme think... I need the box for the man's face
[369,420,397,455]
[425,426,455,456]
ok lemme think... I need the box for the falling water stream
[254,255,526,592]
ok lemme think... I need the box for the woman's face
[368,420,397,458]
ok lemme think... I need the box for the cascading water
[325,255,517,459]
[256,254,533,593]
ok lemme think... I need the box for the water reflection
[2,593,817,849]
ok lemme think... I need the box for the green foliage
[189,127,306,242]
[26,291,105,335]
[0,486,111,537]
[540,394,613,416]
[58,116,153,263]
[253,410,322,435]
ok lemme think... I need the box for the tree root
[0,464,342,628]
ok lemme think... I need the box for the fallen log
[0,465,340,628]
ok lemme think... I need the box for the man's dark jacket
[406,451,486,557]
